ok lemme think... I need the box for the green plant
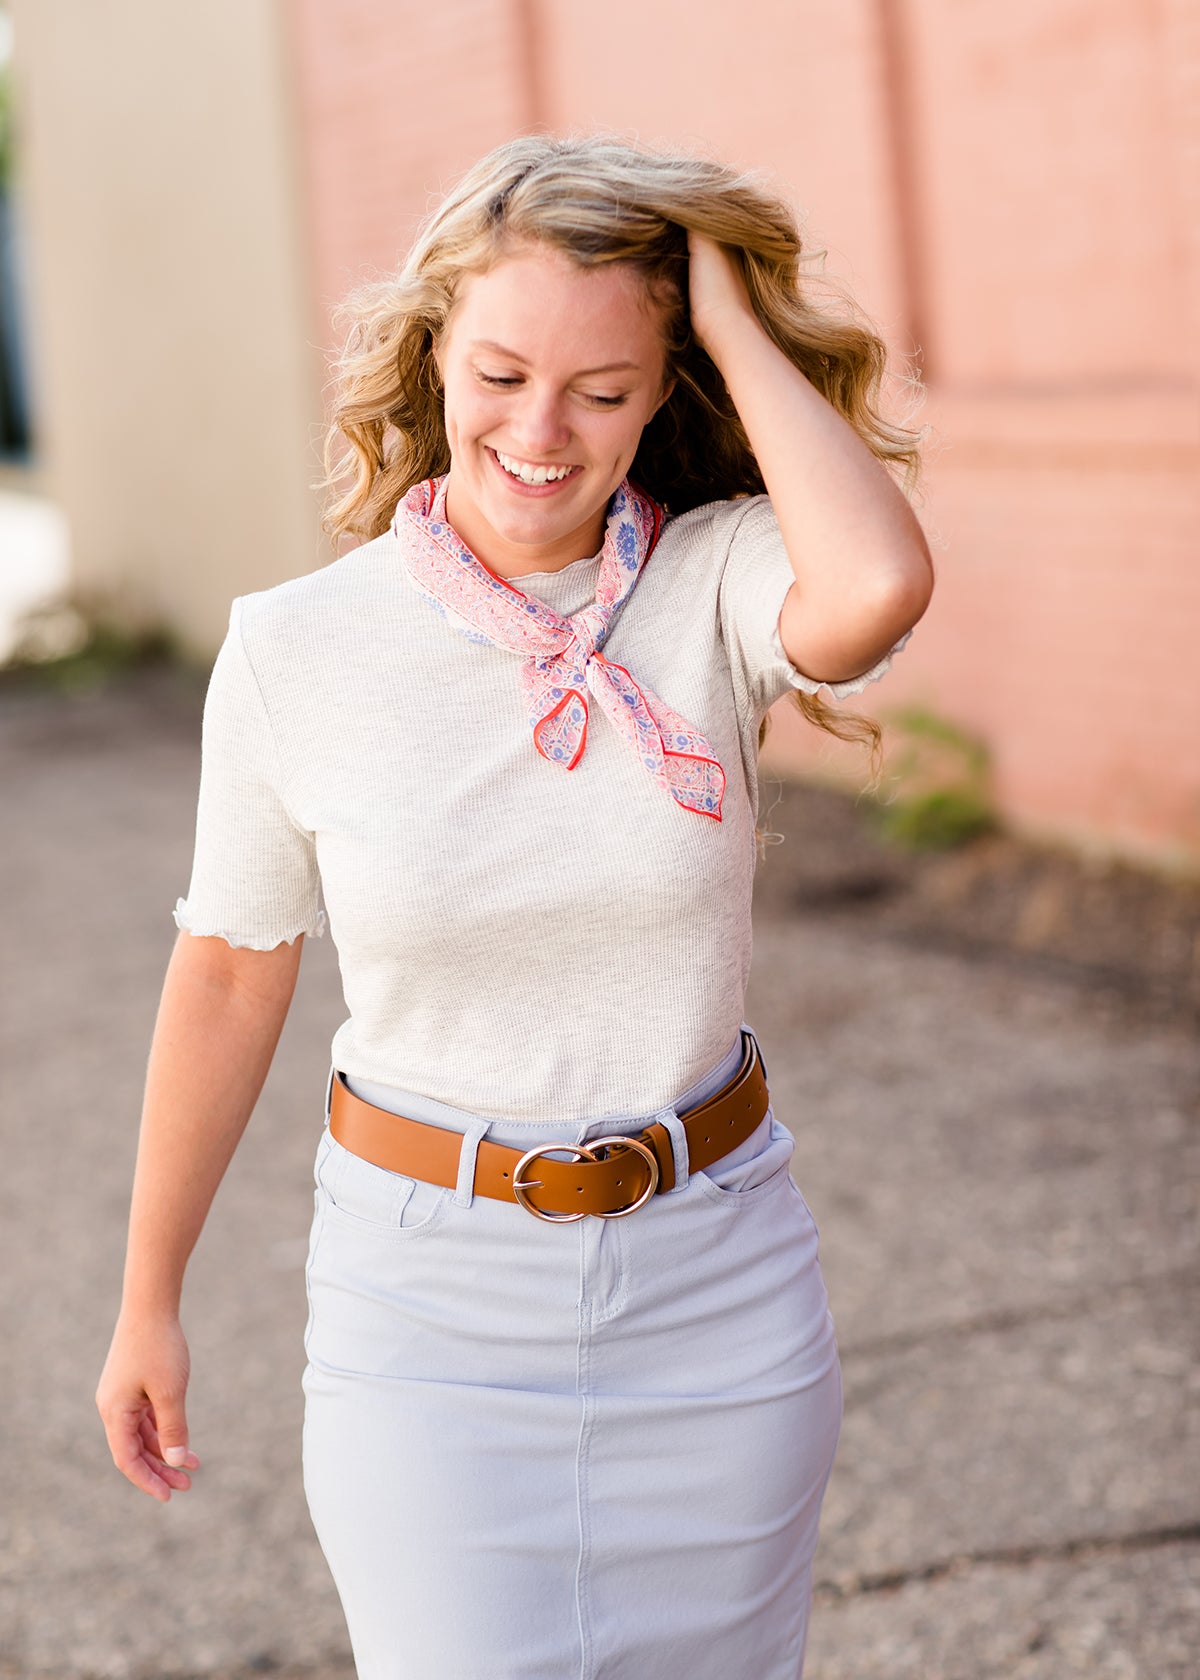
[0,33,11,194]
[867,703,997,851]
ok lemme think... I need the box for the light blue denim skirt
[301,1025,842,1680]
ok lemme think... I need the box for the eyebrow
[469,340,641,376]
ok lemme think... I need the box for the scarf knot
[393,474,725,821]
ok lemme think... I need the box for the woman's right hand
[96,929,305,1502]
[96,1311,201,1502]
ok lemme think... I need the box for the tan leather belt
[328,1030,769,1223]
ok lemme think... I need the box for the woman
[97,133,933,1678]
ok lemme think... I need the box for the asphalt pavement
[2,668,1196,1680]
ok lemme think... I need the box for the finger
[138,1415,196,1488]
[140,1411,200,1472]
[102,1402,153,1476]
[108,1424,174,1502]
[130,1455,174,1502]
[149,1455,193,1492]
[146,1392,193,1470]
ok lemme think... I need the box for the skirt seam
[575,1266,595,1679]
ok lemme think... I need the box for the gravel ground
[2,666,1196,1680]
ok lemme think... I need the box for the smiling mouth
[489,447,581,486]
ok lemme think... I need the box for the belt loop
[742,1022,764,1081]
[453,1117,493,1208]
[651,1106,689,1193]
[323,1064,335,1125]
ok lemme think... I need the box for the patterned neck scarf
[392,473,725,821]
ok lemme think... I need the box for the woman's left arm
[687,231,934,685]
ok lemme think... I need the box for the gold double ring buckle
[511,1135,660,1224]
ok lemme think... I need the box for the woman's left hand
[686,231,759,360]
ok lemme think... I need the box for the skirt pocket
[304,1132,457,1379]
[690,1110,797,1206]
[315,1129,451,1240]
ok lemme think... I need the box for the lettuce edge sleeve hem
[172,896,327,948]
[772,625,914,699]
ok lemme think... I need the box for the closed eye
[475,372,628,407]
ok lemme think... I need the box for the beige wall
[10,0,325,657]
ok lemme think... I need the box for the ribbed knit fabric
[174,492,911,1122]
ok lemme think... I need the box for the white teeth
[495,450,575,485]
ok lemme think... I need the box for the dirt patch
[753,776,1200,1029]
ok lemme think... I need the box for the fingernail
[164,1446,189,1467]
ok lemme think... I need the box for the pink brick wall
[287,0,1200,870]
[903,0,1194,385]
[289,0,535,325]
[765,384,1200,866]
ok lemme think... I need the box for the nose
[509,386,572,458]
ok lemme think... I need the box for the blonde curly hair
[320,131,928,783]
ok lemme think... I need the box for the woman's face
[434,242,675,576]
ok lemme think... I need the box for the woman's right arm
[95,927,305,1502]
